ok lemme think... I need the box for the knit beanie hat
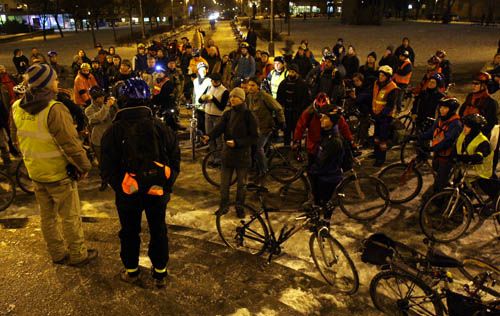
[229,87,246,101]
[368,51,377,60]
[26,64,57,90]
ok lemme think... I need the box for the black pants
[309,174,339,219]
[432,157,452,192]
[116,193,169,273]
[284,110,299,146]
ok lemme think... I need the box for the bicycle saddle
[428,249,463,268]
[246,183,269,194]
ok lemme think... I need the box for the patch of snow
[279,287,321,314]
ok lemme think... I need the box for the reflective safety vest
[12,99,68,182]
[393,60,412,85]
[432,114,460,157]
[269,69,288,99]
[372,81,398,116]
[153,77,169,96]
[456,132,493,179]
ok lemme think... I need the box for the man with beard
[277,64,310,146]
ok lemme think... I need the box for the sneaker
[52,254,69,265]
[68,249,98,267]
[151,266,167,289]
[120,269,142,286]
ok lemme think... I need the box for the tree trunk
[129,0,134,37]
[149,16,153,31]
[90,16,97,47]
[41,15,47,41]
[111,20,117,42]
[74,19,78,33]
[53,14,64,38]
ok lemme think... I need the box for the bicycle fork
[443,188,462,219]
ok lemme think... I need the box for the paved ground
[0,19,499,316]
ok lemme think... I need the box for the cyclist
[454,114,496,199]
[293,93,354,163]
[418,98,462,194]
[411,73,446,132]
[308,107,346,223]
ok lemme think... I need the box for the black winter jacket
[207,103,258,168]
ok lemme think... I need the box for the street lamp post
[138,0,146,39]
[269,0,274,56]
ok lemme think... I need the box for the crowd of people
[2,26,499,289]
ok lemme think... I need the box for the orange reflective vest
[432,114,460,157]
[393,60,412,85]
[372,81,398,116]
[153,77,169,96]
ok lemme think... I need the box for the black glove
[456,155,473,164]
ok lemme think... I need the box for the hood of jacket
[19,88,57,115]
[114,105,153,122]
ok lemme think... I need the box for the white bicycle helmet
[13,84,27,94]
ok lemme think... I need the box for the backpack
[119,119,171,196]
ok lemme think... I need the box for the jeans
[220,166,248,209]
[205,113,222,162]
[34,179,88,263]
[255,132,272,175]
[432,158,452,192]
[284,110,299,146]
[115,193,170,273]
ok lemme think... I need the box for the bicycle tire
[309,232,359,295]
[15,160,34,195]
[216,203,269,256]
[458,257,500,298]
[337,175,390,221]
[400,139,418,164]
[201,150,237,188]
[495,194,500,226]
[190,128,196,161]
[419,189,473,243]
[370,270,444,316]
[0,170,16,212]
[378,162,423,204]
[267,165,301,183]
[346,113,360,139]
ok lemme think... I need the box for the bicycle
[419,164,500,243]
[216,184,360,294]
[363,235,500,315]
[268,160,391,221]
[15,160,34,194]
[378,144,435,204]
[399,116,436,164]
[185,103,203,161]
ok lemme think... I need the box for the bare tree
[442,0,456,24]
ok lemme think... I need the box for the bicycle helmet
[429,73,444,87]
[435,50,446,59]
[474,71,491,83]
[462,114,487,131]
[13,84,27,94]
[47,51,57,57]
[437,97,459,113]
[273,56,284,64]
[378,65,393,77]
[115,78,151,108]
[427,55,441,65]
[312,92,332,113]
[197,62,207,70]
[401,50,410,58]
[240,42,250,48]
[323,52,336,62]
[80,63,91,70]
[89,86,105,99]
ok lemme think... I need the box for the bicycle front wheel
[216,203,269,256]
[265,169,311,211]
[419,189,473,243]
[0,170,16,212]
[16,160,34,194]
[370,270,444,316]
[201,150,237,188]
[309,232,359,295]
[400,140,418,164]
[338,175,390,221]
[458,257,500,298]
[378,163,423,204]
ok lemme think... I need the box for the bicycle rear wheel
[265,169,311,211]
[16,160,34,194]
[370,270,444,316]
[201,150,237,188]
[0,170,16,212]
[419,189,473,243]
[309,231,359,295]
[378,162,423,204]
[216,203,269,256]
[400,140,418,164]
[337,175,390,221]
[458,257,500,298]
